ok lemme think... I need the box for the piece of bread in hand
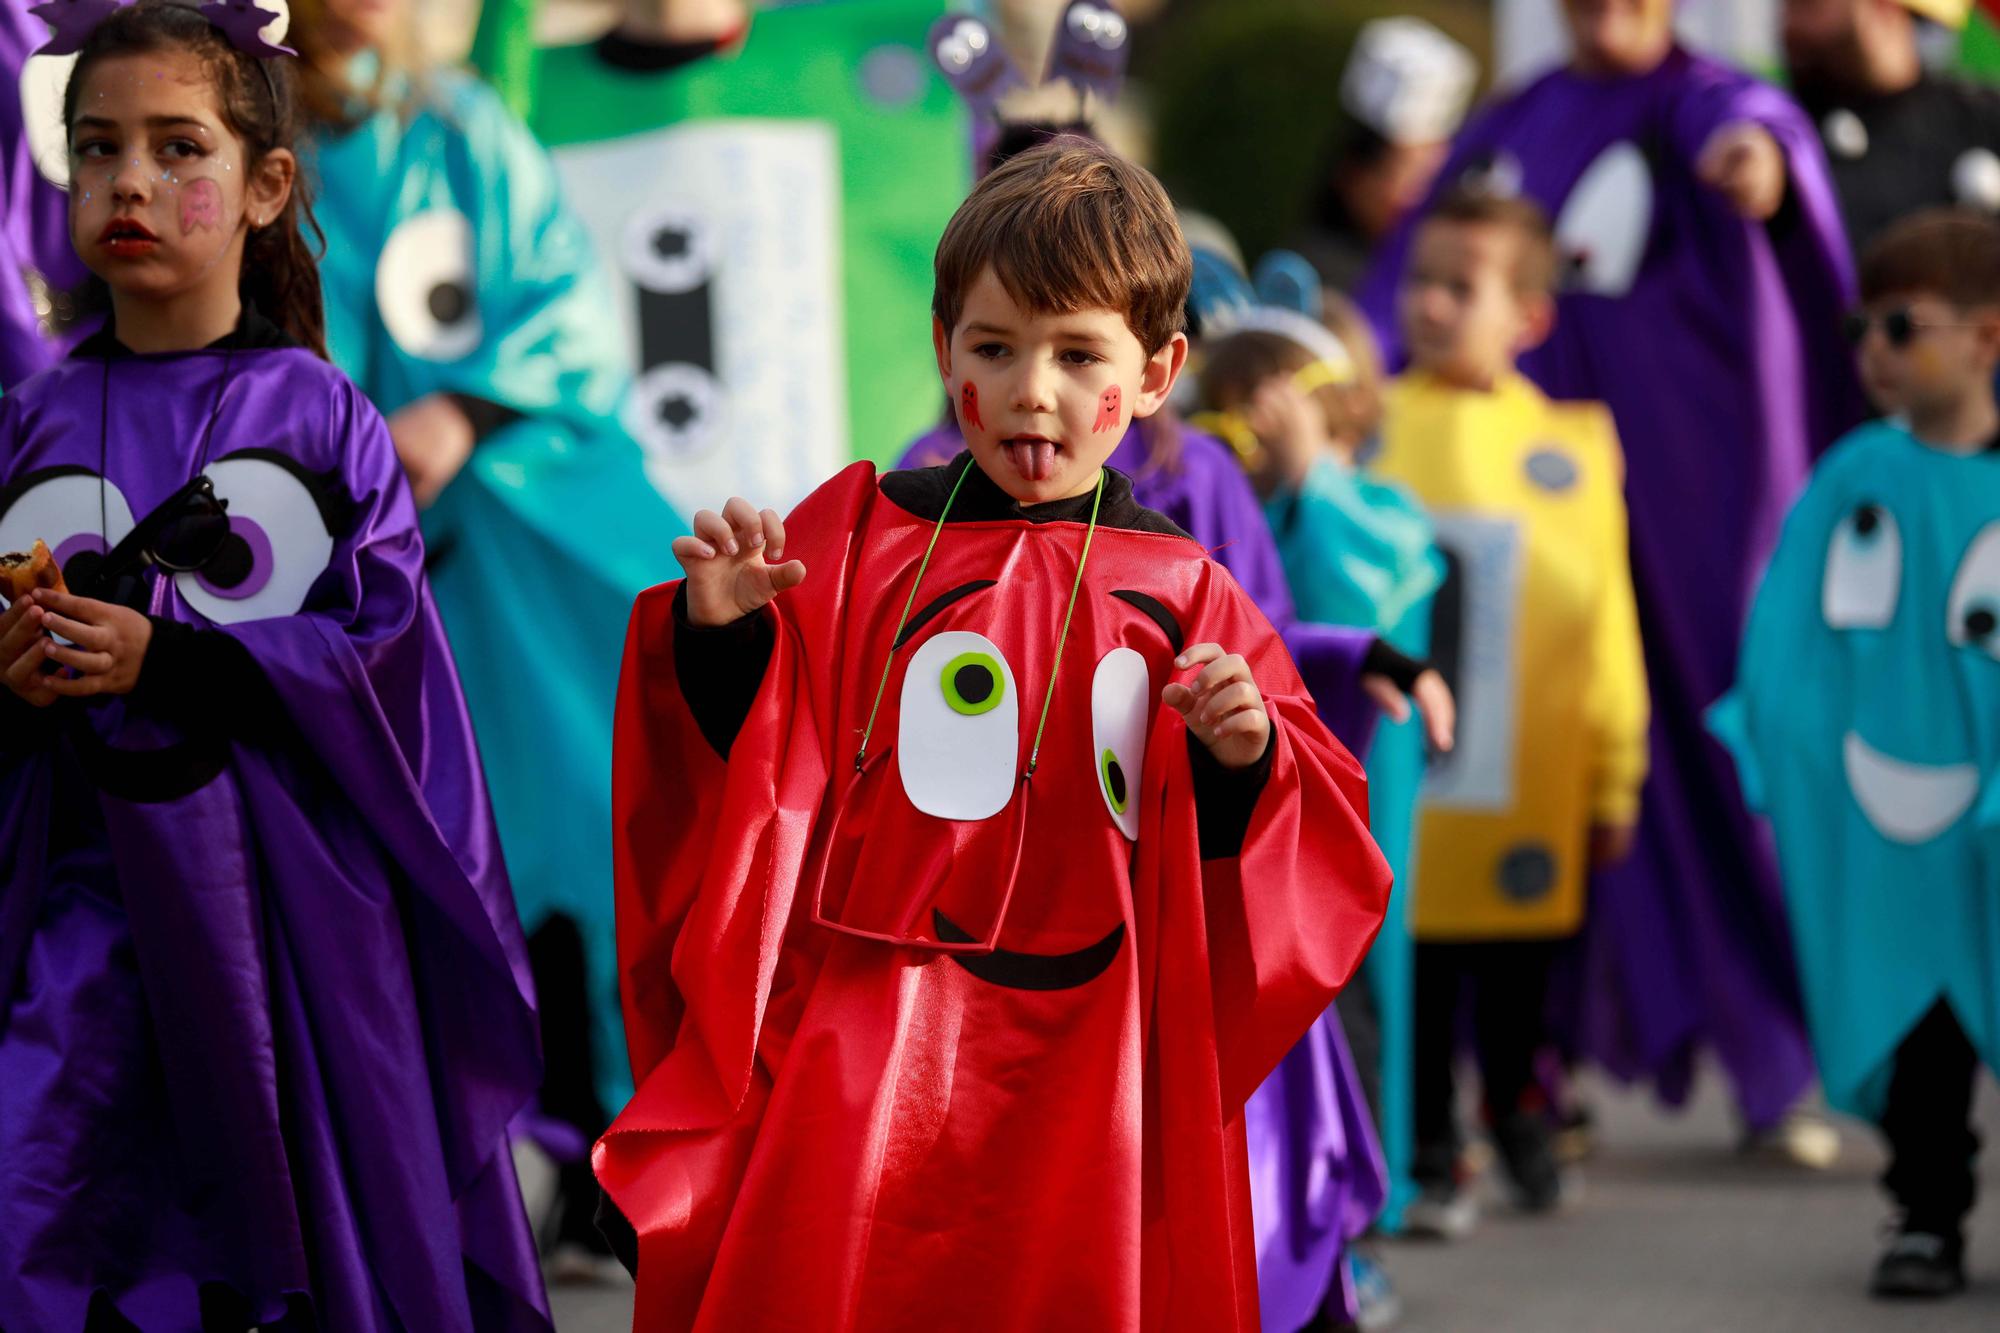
[0,539,67,604]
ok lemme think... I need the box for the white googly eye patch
[898,630,1020,821]
[1947,520,2000,662]
[1090,647,1150,841]
[376,207,482,361]
[1823,499,1902,631]
[1555,141,1653,298]
[0,466,137,598]
[175,451,344,625]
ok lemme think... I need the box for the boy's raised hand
[1163,643,1272,770]
[673,496,808,628]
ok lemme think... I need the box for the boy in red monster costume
[597,139,1391,1331]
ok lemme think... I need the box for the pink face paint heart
[180,178,222,236]
[1093,385,1121,433]
[960,381,985,431]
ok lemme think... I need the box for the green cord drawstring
[854,462,1108,779]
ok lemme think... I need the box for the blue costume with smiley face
[1712,422,2000,1118]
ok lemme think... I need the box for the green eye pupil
[1100,748,1128,813]
[941,651,1004,716]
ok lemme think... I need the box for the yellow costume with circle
[1374,372,1650,939]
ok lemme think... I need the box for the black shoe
[1870,1225,1966,1299]
[1492,1111,1566,1213]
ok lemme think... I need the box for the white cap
[1341,17,1478,147]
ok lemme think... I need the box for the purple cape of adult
[901,419,1387,1326]
[0,3,89,389]
[1360,47,1866,1130]
[0,324,551,1330]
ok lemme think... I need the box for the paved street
[548,1068,2000,1332]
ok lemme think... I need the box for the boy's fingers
[1198,681,1260,726]
[672,535,718,562]
[690,509,738,555]
[722,497,765,549]
[45,641,113,674]
[1161,681,1196,716]
[766,559,808,594]
[1190,653,1250,697]
[1211,708,1268,741]
[761,509,786,561]
[1174,642,1223,673]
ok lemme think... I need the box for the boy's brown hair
[1419,187,1559,296]
[933,137,1193,354]
[1860,209,2000,308]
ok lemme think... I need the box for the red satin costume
[597,459,1389,1331]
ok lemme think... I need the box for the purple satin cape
[1361,49,1865,1128]
[900,420,1386,1323]
[0,342,550,1329]
[0,6,88,389]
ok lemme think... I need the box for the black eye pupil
[1969,608,1998,640]
[657,395,698,429]
[953,664,994,706]
[652,227,689,260]
[427,282,470,326]
[1854,503,1881,536]
[1105,758,1127,806]
[203,532,255,589]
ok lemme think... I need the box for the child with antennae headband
[0,2,551,1326]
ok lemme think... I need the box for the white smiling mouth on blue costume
[1843,732,1981,845]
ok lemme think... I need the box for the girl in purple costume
[0,4,548,1326]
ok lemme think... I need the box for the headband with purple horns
[29,0,295,59]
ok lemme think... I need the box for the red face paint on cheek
[1093,385,1121,433]
[180,178,221,236]
[960,381,985,431]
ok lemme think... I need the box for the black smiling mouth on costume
[933,909,1125,991]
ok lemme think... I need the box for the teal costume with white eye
[1712,422,2000,1117]
[309,70,687,1108]
[1265,455,1443,1222]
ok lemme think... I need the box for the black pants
[1880,1001,1982,1234]
[1412,939,1558,1181]
[528,913,614,1253]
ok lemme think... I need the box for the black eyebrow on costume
[894,579,998,649]
[1110,590,1183,655]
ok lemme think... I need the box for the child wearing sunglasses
[1714,208,2000,1301]
[1379,186,1650,1237]
[0,4,548,1327]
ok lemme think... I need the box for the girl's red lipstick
[98,216,159,256]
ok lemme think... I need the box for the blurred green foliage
[1139,0,1489,259]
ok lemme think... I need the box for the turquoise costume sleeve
[1713,423,2000,1118]
[310,73,687,1110]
